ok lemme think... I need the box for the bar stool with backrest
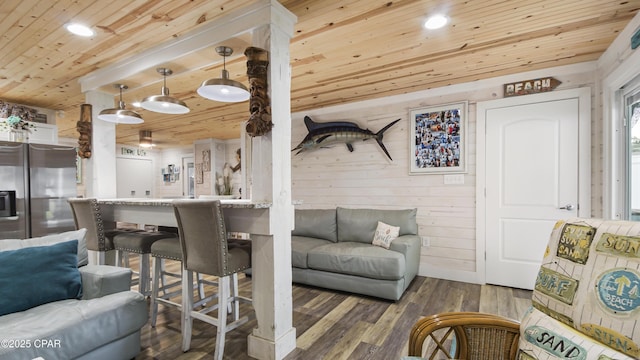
[149,233,212,327]
[68,197,178,296]
[173,199,252,359]
[67,198,142,265]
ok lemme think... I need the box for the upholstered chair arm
[79,265,133,300]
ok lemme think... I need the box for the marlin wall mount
[293,116,401,160]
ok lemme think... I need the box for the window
[626,82,640,220]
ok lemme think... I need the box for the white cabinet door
[0,120,57,144]
[116,158,153,198]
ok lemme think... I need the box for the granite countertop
[97,198,272,209]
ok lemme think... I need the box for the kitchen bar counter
[98,198,272,208]
[97,198,272,234]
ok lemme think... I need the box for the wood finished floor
[131,259,532,360]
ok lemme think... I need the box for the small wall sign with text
[504,77,561,97]
[121,146,148,157]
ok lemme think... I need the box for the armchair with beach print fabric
[408,218,640,360]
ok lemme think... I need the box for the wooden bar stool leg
[231,273,240,321]
[181,269,194,352]
[159,260,167,296]
[215,276,230,360]
[140,253,150,296]
[150,256,161,327]
[115,250,123,267]
[197,273,205,300]
[97,251,106,265]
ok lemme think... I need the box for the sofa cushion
[307,242,406,280]
[337,207,418,243]
[0,291,147,360]
[0,240,83,316]
[292,209,337,242]
[0,228,88,266]
[292,236,333,268]
[372,221,400,249]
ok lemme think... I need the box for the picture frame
[409,101,467,174]
[202,150,211,172]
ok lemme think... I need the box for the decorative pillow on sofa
[0,240,82,316]
[337,207,417,243]
[372,221,400,249]
[0,228,88,266]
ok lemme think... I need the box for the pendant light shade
[141,68,190,114]
[197,46,250,103]
[98,84,144,124]
[139,130,154,148]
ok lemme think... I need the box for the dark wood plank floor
[132,259,532,360]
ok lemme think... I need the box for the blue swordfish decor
[292,116,401,160]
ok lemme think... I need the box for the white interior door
[116,158,153,198]
[478,88,590,290]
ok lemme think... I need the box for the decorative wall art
[245,46,272,137]
[195,163,203,184]
[202,150,211,172]
[409,102,467,174]
[292,116,401,160]
[76,104,92,158]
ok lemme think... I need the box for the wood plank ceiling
[1,0,638,148]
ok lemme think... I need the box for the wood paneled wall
[291,63,597,283]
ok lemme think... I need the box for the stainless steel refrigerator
[0,141,77,239]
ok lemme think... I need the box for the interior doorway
[477,88,591,290]
[182,156,194,198]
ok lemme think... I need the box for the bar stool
[68,198,177,296]
[67,198,142,265]
[173,199,252,359]
[112,230,178,296]
[149,236,212,327]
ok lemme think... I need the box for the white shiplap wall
[291,62,597,283]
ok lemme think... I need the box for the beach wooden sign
[504,77,561,97]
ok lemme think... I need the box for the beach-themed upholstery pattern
[518,218,640,359]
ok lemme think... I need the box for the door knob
[559,204,574,210]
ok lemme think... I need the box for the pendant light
[197,46,250,103]
[141,68,190,114]
[139,130,154,148]
[98,84,144,124]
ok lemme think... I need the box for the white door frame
[475,87,591,284]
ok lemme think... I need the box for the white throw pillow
[372,221,400,249]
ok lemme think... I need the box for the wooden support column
[84,90,117,199]
[247,2,297,359]
[84,90,117,265]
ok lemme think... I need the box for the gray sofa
[0,229,148,360]
[291,207,420,301]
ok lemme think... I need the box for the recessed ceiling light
[424,14,448,30]
[65,23,95,37]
